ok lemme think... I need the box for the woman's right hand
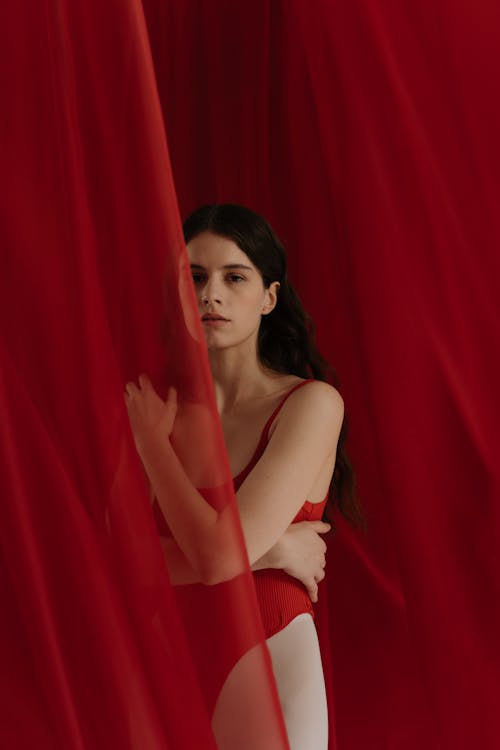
[252,521,331,603]
[124,375,177,454]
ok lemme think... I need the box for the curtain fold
[143,1,500,748]
[1,1,289,747]
[3,1,499,748]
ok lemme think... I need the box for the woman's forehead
[187,231,254,269]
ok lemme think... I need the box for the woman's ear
[262,281,280,315]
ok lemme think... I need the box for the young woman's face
[186,231,278,351]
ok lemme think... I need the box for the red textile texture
[0,1,288,748]
[142,1,500,748]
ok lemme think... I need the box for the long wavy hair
[183,203,365,530]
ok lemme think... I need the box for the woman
[125,204,360,749]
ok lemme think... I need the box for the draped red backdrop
[2,1,500,748]
[143,2,500,747]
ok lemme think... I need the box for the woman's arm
[161,520,331,598]
[159,537,201,584]
[252,520,331,602]
[234,381,342,562]
[125,376,342,583]
[131,423,242,584]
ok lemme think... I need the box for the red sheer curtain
[143,1,500,748]
[0,1,288,748]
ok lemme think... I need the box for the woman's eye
[191,273,206,284]
[227,274,245,283]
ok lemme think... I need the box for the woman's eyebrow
[189,263,253,271]
[222,264,253,271]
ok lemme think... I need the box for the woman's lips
[202,315,229,327]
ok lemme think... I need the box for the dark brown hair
[183,203,365,529]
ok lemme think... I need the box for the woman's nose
[201,278,222,305]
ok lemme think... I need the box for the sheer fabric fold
[0,1,289,747]
[143,2,500,748]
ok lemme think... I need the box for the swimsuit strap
[259,378,315,444]
[232,379,315,485]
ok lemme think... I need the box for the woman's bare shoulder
[291,379,343,410]
[273,379,344,434]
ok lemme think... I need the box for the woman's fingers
[305,579,318,603]
[125,374,158,399]
[308,521,331,534]
[138,373,152,389]
[306,568,325,604]
[123,375,177,447]
[305,565,327,602]
[124,381,139,398]
[166,388,178,420]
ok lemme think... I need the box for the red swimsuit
[233,380,328,639]
[153,379,327,711]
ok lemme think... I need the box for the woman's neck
[208,344,281,414]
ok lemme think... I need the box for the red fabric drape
[143,1,500,748]
[1,1,289,748]
[3,1,500,748]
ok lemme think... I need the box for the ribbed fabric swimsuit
[233,379,328,639]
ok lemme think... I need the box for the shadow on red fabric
[142,1,500,748]
[3,1,500,749]
[0,1,289,748]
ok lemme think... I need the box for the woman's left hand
[124,374,177,452]
[252,520,330,602]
